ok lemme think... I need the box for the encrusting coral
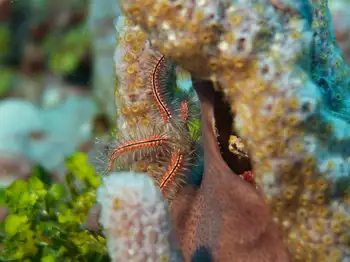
[95,0,350,261]
[102,15,203,201]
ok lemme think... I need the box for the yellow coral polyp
[208,60,219,70]
[305,181,315,191]
[121,106,129,115]
[330,221,341,233]
[287,97,300,110]
[126,84,137,92]
[273,102,285,117]
[127,65,137,74]
[283,187,296,199]
[285,128,296,138]
[297,208,307,218]
[286,115,299,126]
[199,32,214,44]
[299,194,310,206]
[125,32,135,43]
[313,219,325,233]
[125,18,134,26]
[142,118,151,126]
[124,52,135,62]
[315,178,328,190]
[150,6,163,18]
[233,59,247,70]
[291,31,301,40]
[317,206,328,217]
[182,38,197,49]
[255,80,266,92]
[143,101,150,110]
[131,44,143,54]
[314,193,326,205]
[303,155,316,167]
[194,10,205,22]
[147,163,160,174]
[138,161,147,170]
[338,233,348,244]
[126,118,135,127]
[254,3,264,14]
[229,14,242,26]
[302,168,314,177]
[344,217,350,227]
[328,249,341,260]
[280,161,292,173]
[172,17,186,29]
[134,76,143,87]
[326,160,335,170]
[322,234,334,245]
[156,2,171,15]
[299,229,310,241]
[188,22,200,33]
[224,32,236,45]
[292,141,304,153]
[128,7,142,18]
[131,104,139,113]
[135,31,146,43]
[160,255,169,262]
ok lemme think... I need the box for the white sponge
[97,172,182,262]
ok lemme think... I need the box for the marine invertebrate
[147,53,174,123]
[117,0,349,261]
[101,15,202,200]
[107,134,169,171]
[159,151,184,192]
[97,172,183,261]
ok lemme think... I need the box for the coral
[102,15,202,200]
[118,0,350,261]
[97,172,183,262]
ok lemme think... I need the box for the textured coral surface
[104,0,350,261]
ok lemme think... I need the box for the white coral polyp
[97,172,180,262]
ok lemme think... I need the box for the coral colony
[97,0,350,261]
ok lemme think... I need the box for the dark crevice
[191,246,213,262]
[192,77,252,175]
[214,90,252,175]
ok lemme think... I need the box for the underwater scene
[0,0,349,261]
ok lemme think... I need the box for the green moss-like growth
[0,152,109,262]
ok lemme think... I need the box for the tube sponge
[97,172,183,262]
